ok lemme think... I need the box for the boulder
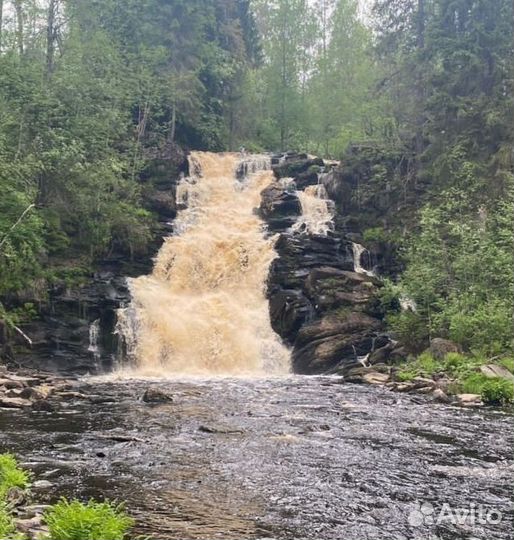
[272,156,324,179]
[480,364,514,382]
[260,183,301,231]
[429,338,460,360]
[0,397,32,409]
[433,388,451,404]
[345,368,390,385]
[293,311,383,374]
[142,388,173,404]
[456,394,483,407]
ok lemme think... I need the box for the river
[1,376,512,539]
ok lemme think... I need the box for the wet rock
[272,156,324,179]
[345,368,390,385]
[293,312,383,374]
[0,396,32,408]
[260,183,301,231]
[15,515,48,540]
[20,386,51,401]
[55,391,87,401]
[198,424,243,435]
[369,343,394,365]
[5,486,26,506]
[269,290,314,343]
[32,399,56,412]
[456,394,483,407]
[480,364,514,382]
[433,388,452,404]
[33,480,54,490]
[142,388,174,403]
[0,378,25,389]
[429,338,460,360]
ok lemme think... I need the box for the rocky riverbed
[1,375,512,540]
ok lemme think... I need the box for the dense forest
[0,0,513,357]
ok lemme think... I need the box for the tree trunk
[414,0,426,165]
[170,102,177,143]
[14,0,24,56]
[46,0,56,77]
[0,0,4,52]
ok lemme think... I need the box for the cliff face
[262,151,409,374]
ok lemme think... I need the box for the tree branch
[0,204,36,252]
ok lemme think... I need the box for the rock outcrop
[263,153,394,375]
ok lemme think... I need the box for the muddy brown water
[0,376,512,540]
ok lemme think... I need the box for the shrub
[43,499,134,540]
[481,379,514,406]
[460,373,490,395]
[0,454,31,499]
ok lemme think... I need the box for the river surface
[0,376,512,540]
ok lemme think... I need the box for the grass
[397,352,514,405]
[0,502,22,539]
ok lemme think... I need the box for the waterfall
[88,319,101,363]
[292,184,334,236]
[116,152,290,377]
[352,243,375,277]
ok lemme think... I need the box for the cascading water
[88,319,101,364]
[352,242,375,277]
[116,152,290,376]
[292,183,334,236]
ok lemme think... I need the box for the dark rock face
[293,312,383,374]
[12,268,132,373]
[260,183,301,232]
[263,152,395,375]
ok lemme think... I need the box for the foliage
[0,454,31,499]
[480,379,514,406]
[372,0,514,357]
[43,499,134,540]
[0,503,23,540]
[0,0,261,325]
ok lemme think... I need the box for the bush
[43,499,134,540]
[460,373,491,395]
[481,379,514,406]
[0,454,31,499]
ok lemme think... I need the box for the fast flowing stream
[1,154,512,540]
[0,377,512,539]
